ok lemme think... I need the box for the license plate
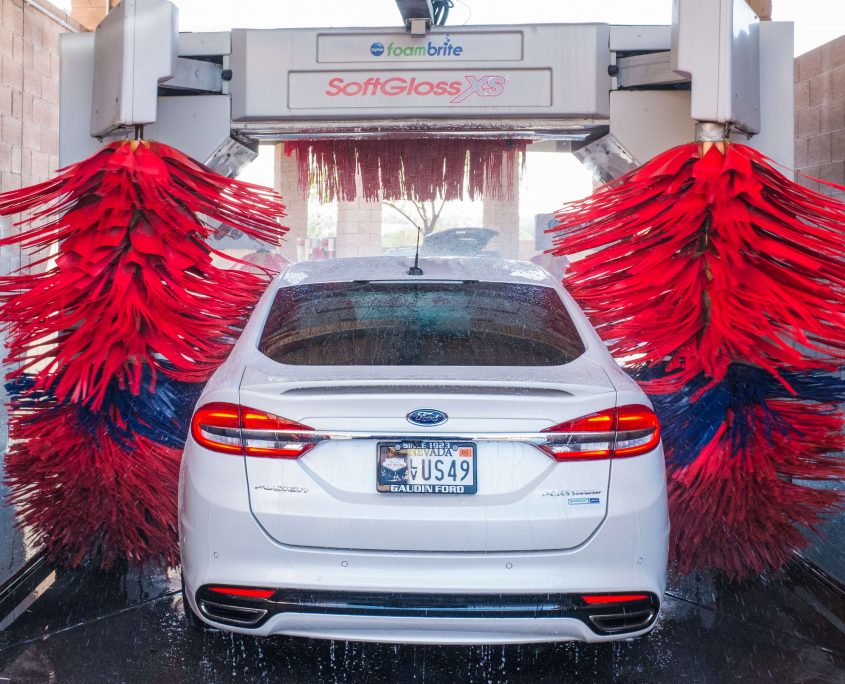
[377,441,477,494]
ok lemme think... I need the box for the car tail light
[613,405,661,457]
[581,593,649,605]
[539,404,660,461]
[208,586,275,599]
[191,402,320,458]
[191,403,242,454]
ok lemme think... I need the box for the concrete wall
[482,152,520,260]
[336,173,383,258]
[273,145,308,263]
[794,35,845,199]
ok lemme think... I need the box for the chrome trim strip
[282,385,573,397]
[237,429,618,445]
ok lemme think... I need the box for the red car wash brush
[551,135,845,579]
[0,140,287,568]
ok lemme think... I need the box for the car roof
[277,256,557,287]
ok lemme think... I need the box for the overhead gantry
[58,0,795,254]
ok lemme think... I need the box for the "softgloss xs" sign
[288,70,552,109]
[230,25,611,123]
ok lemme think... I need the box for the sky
[104,1,845,56]
[52,0,845,55]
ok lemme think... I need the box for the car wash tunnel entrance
[0,0,844,681]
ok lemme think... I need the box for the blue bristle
[633,364,845,467]
[5,375,46,406]
[6,367,204,450]
[96,369,204,449]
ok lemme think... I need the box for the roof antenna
[408,222,424,276]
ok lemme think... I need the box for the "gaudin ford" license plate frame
[376,440,477,494]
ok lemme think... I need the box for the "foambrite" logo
[370,36,464,59]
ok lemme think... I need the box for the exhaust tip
[199,599,268,627]
[588,609,656,633]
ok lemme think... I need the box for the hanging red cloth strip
[284,138,527,203]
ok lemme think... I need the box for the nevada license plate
[377,441,477,494]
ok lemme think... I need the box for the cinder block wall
[71,0,113,32]
[794,34,845,583]
[0,0,83,586]
[794,35,845,199]
[1,1,82,196]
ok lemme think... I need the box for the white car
[179,256,669,644]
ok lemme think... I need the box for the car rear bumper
[188,587,660,643]
[179,444,669,643]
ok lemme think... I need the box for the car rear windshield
[258,281,586,366]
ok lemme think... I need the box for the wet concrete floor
[0,561,842,683]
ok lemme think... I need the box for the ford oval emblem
[407,409,448,426]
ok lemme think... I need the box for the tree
[382,197,447,236]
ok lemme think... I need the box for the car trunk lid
[240,356,616,552]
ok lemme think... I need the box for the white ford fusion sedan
[179,256,669,644]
